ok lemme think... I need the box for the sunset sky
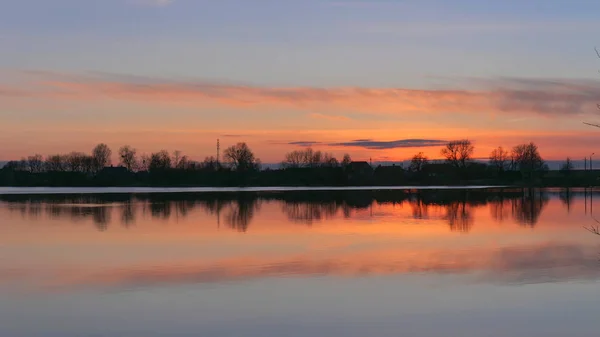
[2,0,600,163]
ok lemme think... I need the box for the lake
[1,188,599,337]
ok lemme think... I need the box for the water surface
[1,188,599,337]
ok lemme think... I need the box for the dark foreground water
[1,188,599,337]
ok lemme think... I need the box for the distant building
[346,161,374,184]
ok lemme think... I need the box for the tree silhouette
[119,145,138,171]
[441,139,474,169]
[27,154,44,173]
[409,152,428,172]
[149,150,171,172]
[224,143,260,171]
[92,143,112,171]
[489,146,510,173]
[511,142,545,180]
[560,157,574,176]
[341,154,352,167]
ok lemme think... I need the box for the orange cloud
[8,72,599,118]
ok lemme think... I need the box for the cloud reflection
[36,242,600,290]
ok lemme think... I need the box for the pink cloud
[8,72,599,118]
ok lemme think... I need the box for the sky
[2,0,600,164]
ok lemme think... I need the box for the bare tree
[118,145,137,171]
[341,153,352,167]
[27,154,44,173]
[282,150,305,168]
[322,153,339,167]
[282,148,339,168]
[176,155,189,169]
[66,152,87,172]
[489,146,509,172]
[138,154,151,172]
[224,143,260,171]
[45,154,67,172]
[172,150,182,168]
[92,143,112,171]
[149,150,171,171]
[409,152,429,172]
[512,142,544,178]
[441,139,474,169]
[201,156,219,171]
[584,47,600,128]
[560,157,574,175]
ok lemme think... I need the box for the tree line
[3,142,262,173]
[0,139,588,187]
[407,140,549,176]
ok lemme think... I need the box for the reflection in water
[559,188,573,213]
[121,201,135,227]
[225,197,261,232]
[410,199,429,219]
[511,190,549,227]
[445,200,473,233]
[282,201,343,225]
[56,242,600,289]
[1,188,600,293]
[0,188,593,233]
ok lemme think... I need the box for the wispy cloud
[329,139,448,149]
[8,71,600,118]
[288,141,323,147]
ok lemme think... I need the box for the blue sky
[2,0,600,162]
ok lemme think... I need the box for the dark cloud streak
[329,139,448,149]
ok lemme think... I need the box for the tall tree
[27,154,44,173]
[489,146,509,172]
[409,152,429,172]
[441,140,474,169]
[202,156,219,171]
[92,143,112,171]
[282,150,305,168]
[149,150,171,172]
[560,157,574,176]
[45,154,66,172]
[118,145,137,171]
[512,142,544,178]
[224,143,260,171]
[66,152,87,172]
[341,154,352,167]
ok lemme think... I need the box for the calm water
[1,188,599,337]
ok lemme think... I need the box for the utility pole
[585,157,587,171]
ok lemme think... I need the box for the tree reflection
[511,190,549,227]
[445,200,473,233]
[0,189,558,233]
[92,206,111,231]
[224,198,261,232]
[121,202,135,227]
[558,188,573,213]
[489,198,511,223]
[149,201,171,220]
[281,201,340,225]
[410,198,429,219]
